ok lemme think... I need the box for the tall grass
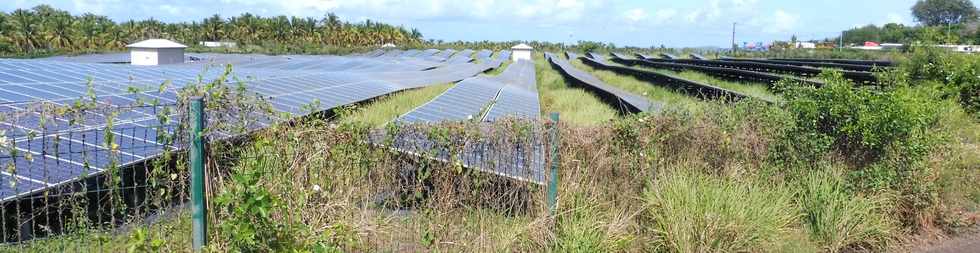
[644,171,808,252]
[338,83,453,127]
[534,53,619,125]
[795,169,895,252]
[569,58,707,112]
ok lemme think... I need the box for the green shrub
[796,169,896,252]
[643,172,808,252]
[900,46,980,116]
[213,140,304,252]
[777,71,943,200]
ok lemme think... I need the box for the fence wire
[0,92,562,251]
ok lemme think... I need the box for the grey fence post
[189,97,208,250]
[547,112,560,216]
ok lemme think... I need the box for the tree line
[834,0,980,45]
[0,5,424,55]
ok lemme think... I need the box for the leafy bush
[643,172,807,252]
[778,70,941,171]
[213,140,304,252]
[900,46,980,116]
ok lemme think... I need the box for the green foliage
[125,228,165,253]
[795,169,895,252]
[901,46,980,116]
[778,70,941,168]
[644,172,808,252]
[0,5,423,56]
[912,0,978,26]
[213,140,302,252]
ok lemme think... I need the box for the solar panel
[565,52,579,59]
[660,53,679,59]
[0,52,497,201]
[475,50,493,60]
[610,52,631,59]
[547,52,659,113]
[483,60,539,121]
[689,53,708,60]
[416,49,441,58]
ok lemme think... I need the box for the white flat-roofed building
[127,39,187,66]
[511,43,532,61]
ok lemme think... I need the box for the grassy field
[569,58,708,112]
[533,52,619,125]
[4,49,979,252]
[338,83,454,127]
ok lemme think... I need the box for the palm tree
[202,14,224,41]
[46,13,75,49]
[9,9,42,52]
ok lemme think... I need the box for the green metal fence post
[547,112,560,216]
[189,97,207,250]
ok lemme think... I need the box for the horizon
[4,0,945,48]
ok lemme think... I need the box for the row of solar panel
[547,52,658,113]
[397,58,538,123]
[0,49,509,201]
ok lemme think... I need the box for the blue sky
[4,0,940,47]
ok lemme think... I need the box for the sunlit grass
[534,53,618,126]
[570,58,707,112]
[339,83,454,127]
[635,66,781,102]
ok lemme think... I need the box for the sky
[3,0,943,47]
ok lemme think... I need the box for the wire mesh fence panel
[0,100,195,251]
[202,117,559,252]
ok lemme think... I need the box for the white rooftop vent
[511,43,533,62]
[127,39,187,66]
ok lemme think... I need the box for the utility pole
[731,22,737,54]
[839,31,844,52]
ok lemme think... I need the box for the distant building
[936,44,977,53]
[511,43,532,61]
[793,42,816,49]
[381,43,397,48]
[199,41,237,48]
[881,43,904,50]
[127,39,187,66]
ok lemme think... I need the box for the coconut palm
[9,9,42,52]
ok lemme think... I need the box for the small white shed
[127,39,187,66]
[511,43,533,61]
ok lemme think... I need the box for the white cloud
[653,9,677,24]
[762,9,799,33]
[624,8,648,23]
[159,4,181,15]
[731,0,758,8]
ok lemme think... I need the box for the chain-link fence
[0,91,563,251]
[201,113,560,251]
[0,99,195,251]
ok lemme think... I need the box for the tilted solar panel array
[547,52,658,113]
[475,50,493,60]
[580,54,757,102]
[610,52,632,60]
[660,53,679,59]
[689,53,708,60]
[397,56,539,123]
[384,57,545,184]
[483,60,539,121]
[0,51,497,201]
